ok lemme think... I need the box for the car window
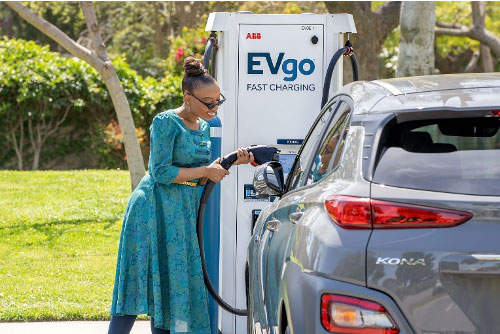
[286,102,338,192]
[305,103,351,185]
[373,116,500,196]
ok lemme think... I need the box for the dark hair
[182,57,216,93]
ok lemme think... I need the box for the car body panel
[281,262,414,334]
[367,184,500,334]
[248,125,373,332]
[337,73,500,115]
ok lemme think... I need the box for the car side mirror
[253,161,285,198]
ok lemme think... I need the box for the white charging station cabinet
[205,12,356,334]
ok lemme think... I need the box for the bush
[0,38,95,170]
[0,38,186,170]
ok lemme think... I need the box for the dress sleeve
[148,113,179,185]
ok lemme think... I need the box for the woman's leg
[150,317,170,334]
[108,314,137,334]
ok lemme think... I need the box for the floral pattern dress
[110,110,212,333]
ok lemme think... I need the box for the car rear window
[373,116,500,196]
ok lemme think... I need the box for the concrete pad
[0,320,151,334]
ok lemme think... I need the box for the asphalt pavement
[0,321,151,334]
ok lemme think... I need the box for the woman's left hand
[233,148,255,165]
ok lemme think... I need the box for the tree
[0,38,93,170]
[435,1,500,70]
[6,1,145,189]
[324,1,402,80]
[396,2,436,77]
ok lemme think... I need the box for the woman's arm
[173,158,228,184]
[172,166,208,183]
[148,114,180,184]
[171,147,255,185]
[149,114,229,185]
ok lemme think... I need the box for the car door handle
[289,212,304,223]
[266,219,281,232]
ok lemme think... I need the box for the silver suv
[246,73,500,334]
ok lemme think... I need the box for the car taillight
[325,195,472,229]
[492,109,500,116]
[321,294,399,334]
[324,195,372,229]
[371,200,472,228]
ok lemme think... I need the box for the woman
[108,57,254,334]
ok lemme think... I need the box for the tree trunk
[27,118,39,170]
[8,119,24,170]
[161,2,174,39]
[32,147,40,170]
[80,2,145,189]
[18,121,24,170]
[396,1,436,77]
[6,1,145,189]
[464,50,480,72]
[324,1,402,81]
[28,104,72,170]
[152,2,165,58]
[0,13,14,38]
[174,2,186,36]
[472,2,495,72]
[480,44,494,72]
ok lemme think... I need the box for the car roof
[339,73,500,115]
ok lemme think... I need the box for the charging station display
[279,154,295,177]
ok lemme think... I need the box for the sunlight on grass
[0,170,134,321]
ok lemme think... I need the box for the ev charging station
[203,12,356,334]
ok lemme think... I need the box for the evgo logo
[248,53,315,81]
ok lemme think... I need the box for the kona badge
[376,257,426,266]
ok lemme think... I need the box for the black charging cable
[321,40,359,109]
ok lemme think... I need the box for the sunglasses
[186,92,226,110]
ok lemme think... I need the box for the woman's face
[186,83,221,121]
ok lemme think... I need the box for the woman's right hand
[205,157,229,183]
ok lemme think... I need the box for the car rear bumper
[282,261,415,334]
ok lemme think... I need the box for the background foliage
[0,1,499,170]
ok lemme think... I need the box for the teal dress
[110,110,211,333]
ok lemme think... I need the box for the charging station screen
[280,154,296,175]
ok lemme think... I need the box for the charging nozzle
[220,145,279,170]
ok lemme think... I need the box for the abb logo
[246,32,261,40]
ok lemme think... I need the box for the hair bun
[183,57,206,77]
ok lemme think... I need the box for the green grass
[0,170,143,321]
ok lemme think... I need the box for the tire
[246,296,254,334]
[246,280,253,333]
[246,264,253,334]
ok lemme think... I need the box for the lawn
[0,170,136,321]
